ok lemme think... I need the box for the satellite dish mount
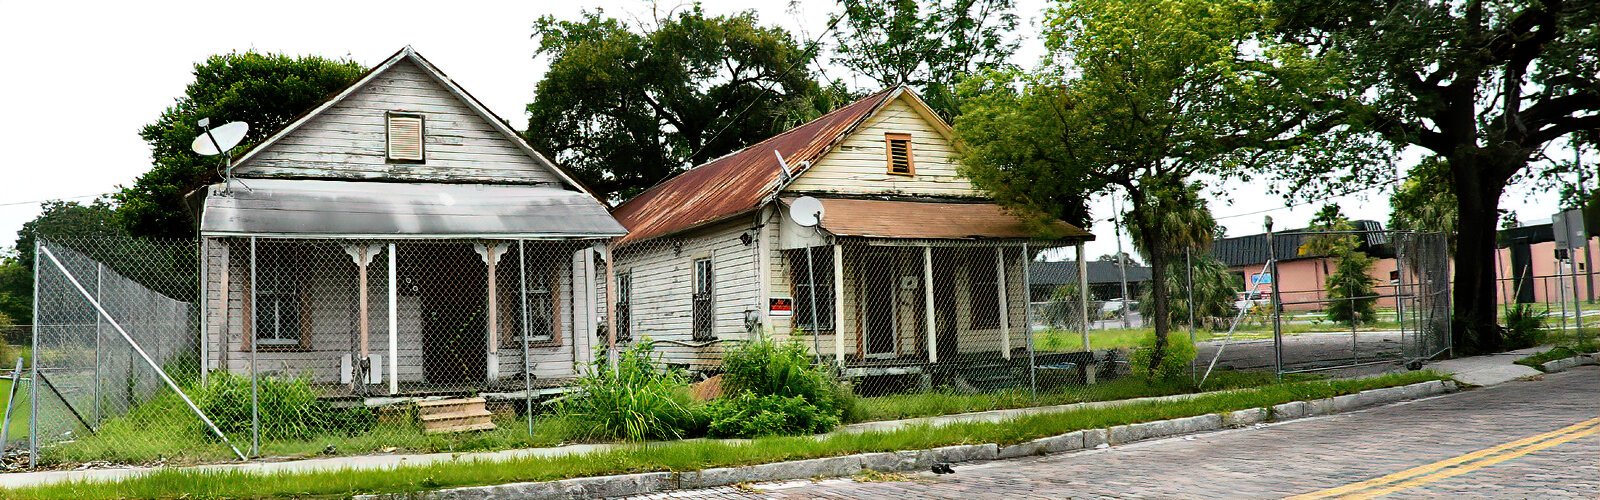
[191,118,251,192]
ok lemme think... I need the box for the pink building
[1213,221,1598,312]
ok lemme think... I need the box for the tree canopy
[830,0,1019,120]
[1270,0,1600,353]
[0,199,129,325]
[526,6,842,202]
[956,0,1357,368]
[116,52,365,239]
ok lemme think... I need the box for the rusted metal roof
[611,88,900,244]
[795,198,1094,241]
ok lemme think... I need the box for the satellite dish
[790,196,824,228]
[191,121,249,156]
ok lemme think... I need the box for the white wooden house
[609,87,1094,384]
[192,47,625,396]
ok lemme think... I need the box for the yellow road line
[1344,424,1600,499]
[1287,416,1600,499]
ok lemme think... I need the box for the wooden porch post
[995,247,1011,359]
[923,245,937,363]
[1077,243,1090,351]
[475,241,506,382]
[833,243,846,365]
[604,243,619,371]
[387,242,398,395]
[344,243,383,387]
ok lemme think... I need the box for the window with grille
[785,248,834,332]
[967,252,1001,330]
[885,133,914,176]
[387,112,425,162]
[522,263,557,343]
[254,248,303,347]
[615,270,632,342]
[692,258,715,340]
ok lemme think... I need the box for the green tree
[1139,254,1241,328]
[0,199,128,325]
[1326,250,1378,327]
[116,52,364,238]
[527,7,838,202]
[1389,158,1457,238]
[830,0,1019,120]
[1299,204,1358,297]
[955,0,1357,369]
[1271,0,1600,353]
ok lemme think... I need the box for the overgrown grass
[2,371,1448,500]
[1035,320,1405,353]
[1514,328,1599,370]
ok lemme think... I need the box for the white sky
[0,0,1577,260]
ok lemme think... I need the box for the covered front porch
[196,179,626,396]
[773,197,1098,389]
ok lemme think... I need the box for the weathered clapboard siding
[232,59,562,185]
[784,96,978,197]
[616,219,761,370]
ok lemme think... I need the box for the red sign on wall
[769,297,794,317]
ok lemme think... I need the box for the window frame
[615,269,632,342]
[691,257,715,340]
[252,244,307,348]
[785,248,834,332]
[385,111,426,164]
[884,132,915,176]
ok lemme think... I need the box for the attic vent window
[387,113,425,162]
[885,133,914,176]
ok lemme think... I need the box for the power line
[1212,180,1396,221]
[0,191,108,206]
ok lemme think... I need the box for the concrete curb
[1539,354,1598,373]
[358,380,1456,500]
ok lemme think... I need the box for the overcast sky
[0,0,1579,260]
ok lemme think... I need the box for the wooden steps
[417,397,497,434]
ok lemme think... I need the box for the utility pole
[1114,197,1132,329]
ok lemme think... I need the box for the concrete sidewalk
[1428,346,1548,387]
[0,346,1552,491]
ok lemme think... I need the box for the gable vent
[387,113,425,162]
[886,133,914,176]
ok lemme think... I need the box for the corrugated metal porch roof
[199,178,626,238]
[795,198,1094,241]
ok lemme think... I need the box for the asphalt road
[641,367,1599,499]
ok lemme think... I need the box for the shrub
[1128,332,1197,383]
[190,372,373,441]
[1326,251,1378,326]
[704,392,839,437]
[721,338,858,422]
[1503,303,1548,350]
[557,341,701,441]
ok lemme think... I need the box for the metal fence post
[250,236,259,457]
[1266,219,1284,381]
[1185,248,1195,383]
[1023,244,1037,399]
[94,262,103,425]
[520,240,533,437]
[29,238,40,469]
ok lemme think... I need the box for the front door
[415,244,488,387]
[863,251,897,358]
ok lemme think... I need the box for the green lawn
[0,378,29,442]
[3,370,1449,500]
[856,369,1309,421]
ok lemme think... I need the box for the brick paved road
[639,367,1599,499]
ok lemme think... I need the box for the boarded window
[387,113,425,162]
[885,133,914,175]
[692,258,715,340]
[615,270,632,342]
[966,252,1000,330]
[785,248,834,332]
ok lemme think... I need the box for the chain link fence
[16,229,1464,469]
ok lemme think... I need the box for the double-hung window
[785,249,834,332]
[254,249,303,347]
[615,270,632,342]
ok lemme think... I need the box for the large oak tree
[1271,0,1600,354]
[526,7,840,202]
